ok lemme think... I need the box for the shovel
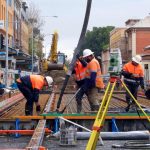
[56,88,81,114]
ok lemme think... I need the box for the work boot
[91,105,99,111]
[77,103,82,113]
[125,105,130,112]
[25,110,33,116]
[36,105,41,112]
[25,103,33,116]
[125,100,132,112]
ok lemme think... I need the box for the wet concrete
[0,135,143,150]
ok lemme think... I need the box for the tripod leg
[121,81,150,122]
[86,81,116,150]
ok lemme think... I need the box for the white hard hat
[83,49,94,58]
[132,55,142,64]
[45,76,53,87]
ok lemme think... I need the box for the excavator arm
[42,32,66,72]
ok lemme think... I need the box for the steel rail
[43,92,55,113]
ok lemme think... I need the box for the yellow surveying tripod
[86,77,150,150]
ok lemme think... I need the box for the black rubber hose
[56,0,92,110]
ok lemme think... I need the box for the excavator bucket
[48,63,64,70]
[48,53,66,70]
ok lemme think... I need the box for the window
[8,0,12,7]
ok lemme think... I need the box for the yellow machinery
[42,31,66,72]
[86,77,150,150]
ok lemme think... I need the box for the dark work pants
[17,82,34,115]
[125,81,139,104]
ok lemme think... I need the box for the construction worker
[16,75,53,115]
[73,54,87,87]
[76,49,104,112]
[121,55,145,112]
[73,55,87,113]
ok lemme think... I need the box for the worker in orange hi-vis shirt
[121,55,145,112]
[76,49,104,113]
[72,55,87,113]
[16,75,53,115]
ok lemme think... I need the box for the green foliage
[28,38,43,58]
[81,26,115,56]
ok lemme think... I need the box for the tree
[27,2,44,58]
[81,26,115,56]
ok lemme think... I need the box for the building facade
[13,0,21,49]
[101,49,110,75]
[0,0,14,48]
[110,28,127,63]
[20,1,29,53]
[110,16,150,85]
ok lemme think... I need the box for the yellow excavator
[42,31,67,72]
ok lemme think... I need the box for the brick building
[125,17,150,58]
[110,16,150,84]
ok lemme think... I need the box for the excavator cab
[42,52,66,71]
[57,52,66,65]
[48,52,66,70]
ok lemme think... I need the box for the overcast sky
[26,0,150,59]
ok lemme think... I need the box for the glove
[141,85,145,90]
[139,77,144,89]
[76,53,80,59]
[78,58,87,67]
[76,88,85,102]
[121,70,132,78]
[36,105,41,112]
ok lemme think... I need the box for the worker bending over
[76,49,104,112]
[16,75,53,115]
[121,55,145,112]
[73,55,87,113]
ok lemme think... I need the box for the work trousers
[124,81,139,104]
[86,87,102,111]
[76,86,102,112]
[17,82,34,115]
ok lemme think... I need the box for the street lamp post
[28,18,36,74]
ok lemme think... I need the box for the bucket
[59,126,77,146]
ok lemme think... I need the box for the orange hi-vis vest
[74,60,86,81]
[16,75,45,90]
[30,75,45,90]
[85,58,104,88]
[123,62,144,78]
